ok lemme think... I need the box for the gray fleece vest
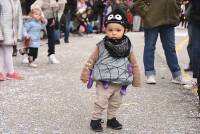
[92,40,133,85]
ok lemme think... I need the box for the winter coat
[23,18,46,48]
[0,0,23,46]
[31,0,66,19]
[132,0,182,28]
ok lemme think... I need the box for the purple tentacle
[87,70,93,89]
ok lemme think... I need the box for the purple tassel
[102,81,109,89]
[120,85,128,96]
[87,71,93,89]
[127,63,132,76]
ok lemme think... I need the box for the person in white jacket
[0,0,24,81]
[31,0,66,64]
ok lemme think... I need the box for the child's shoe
[29,62,38,68]
[107,117,122,130]
[22,56,29,64]
[90,119,103,132]
[0,73,7,81]
[6,72,24,80]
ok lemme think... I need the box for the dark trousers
[197,72,200,100]
[28,47,38,62]
[191,21,200,100]
[187,22,192,68]
[46,18,55,56]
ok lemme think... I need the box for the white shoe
[22,56,29,64]
[183,79,197,89]
[49,54,60,64]
[146,75,156,84]
[171,76,191,85]
[29,62,38,68]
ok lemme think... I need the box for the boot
[49,54,60,64]
[90,119,103,132]
[107,117,122,130]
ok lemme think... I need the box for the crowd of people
[0,0,200,132]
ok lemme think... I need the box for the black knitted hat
[104,9,128,28]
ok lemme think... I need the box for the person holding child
[80,9,141,132]
[22,7,47,68]
[0,0,24,81]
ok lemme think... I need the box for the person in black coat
[189,0,200,110]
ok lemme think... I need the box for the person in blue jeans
[189,0,200,109]
[132,0,188,84]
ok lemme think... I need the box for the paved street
[0,28,200,134]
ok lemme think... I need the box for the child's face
[31,10,41,21]
[105,23,125,40]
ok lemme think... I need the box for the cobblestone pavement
[0,29,200,134]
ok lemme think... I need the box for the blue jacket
[23,18,46,48]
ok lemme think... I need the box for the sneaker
[183,80,197,90]
[146,75,156,84]
[29,62,38,68]
[0,73,7,81]
[107,117,122,130]
[49,54,60,64]
[6,72,24,80]
[90,119,103,132]
[171,76,191,85]
[22,56,29,64]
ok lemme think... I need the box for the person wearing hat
[80,9,141,132]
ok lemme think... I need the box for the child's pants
[28,47,38,62]
[0,45,14,73]
[92,82,123,120]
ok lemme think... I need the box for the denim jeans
[54,29,60,41]
[191,21,200,78]
[143,25,181,78]
[64,11,71,41]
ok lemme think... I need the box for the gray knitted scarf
[104,35,131,58]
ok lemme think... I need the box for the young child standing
[80,9,141,132]
[23,8,47,68]
[0,0,24,81]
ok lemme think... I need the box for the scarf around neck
[104,35,131,58]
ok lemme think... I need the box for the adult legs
[191,21,200,78]
[46,18,55,56]
[64,11,71,43]
[185,22,192,71]
[159,25,181,78]
[191,21,200,104]
[143,27,159,76]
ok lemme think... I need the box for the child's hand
[26,35,31,39]
[40,16,47,24]
[80,67,90,83]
